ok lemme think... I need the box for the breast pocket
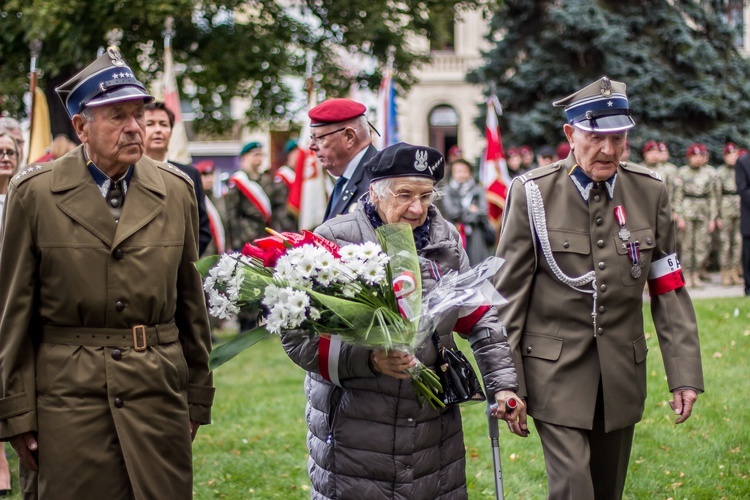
[548,230,592,277]
[613,228,656,286]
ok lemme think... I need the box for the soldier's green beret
[553,76,635,133]
[240,141,262,156]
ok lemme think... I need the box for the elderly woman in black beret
[280,142,524,500]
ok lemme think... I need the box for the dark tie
[325,176,347,218]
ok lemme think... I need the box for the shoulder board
[620,161,663,181]
[11,163,52,186]
[517,162,562,184]
[160,162,194,185]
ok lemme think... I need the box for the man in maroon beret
[308,98,378,219]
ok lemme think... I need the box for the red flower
[241,240,285,267]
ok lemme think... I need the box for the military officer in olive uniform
[0,48,214,498]
[495,77,703,500]
[716,142,743,285]
[674,143,719,288]
[643,141,679,205]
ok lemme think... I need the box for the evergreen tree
[469,0,750,163]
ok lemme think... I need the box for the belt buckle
[132,325,148,352]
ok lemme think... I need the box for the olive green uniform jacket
[0,147,214,498]
[495,157,703,432]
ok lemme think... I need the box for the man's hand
[670,388,698,424]
[9,432,38,471]
[492,390,529,437]
[370,349,416,380]
[190,420,201,442]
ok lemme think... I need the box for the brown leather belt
[41,323,179,352]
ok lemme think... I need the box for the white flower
[359,241,382,258]
[361,259,387,285]
[341,283,360,298]
[266,306,285,333]
[309,307,321,320]
[214,254,239,281]
[338,244,359,261]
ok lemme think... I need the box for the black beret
[365,142,444,183]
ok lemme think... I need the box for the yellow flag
[28,87,52,163]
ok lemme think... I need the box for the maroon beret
[506,147,520,157]
[724,142,738,155]
[309,98,367,127]
[556,142,571,159]
[642,140,659,154]
[686,143,707,156]
[519,145,533,155]
[658,141,669,151]
[195,160,215,174]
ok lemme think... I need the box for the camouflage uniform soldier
[675,143,719,288]
[224,141,288,331]
[643,141,679,204]
[716,142,743,285]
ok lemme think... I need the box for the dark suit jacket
[171,161,212,255]
[735,153,750,236]
[324,145,377,221]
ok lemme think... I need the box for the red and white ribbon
[614,205,626,227]
[229,171,272,222]
[647,253,685,296]
[204,196,226,254]
[318,334,342,386]
[393,271,417,319]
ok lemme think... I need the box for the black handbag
[432,331,486,406]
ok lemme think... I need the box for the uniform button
[598,306,606,313]
[598,262,606,270]
[596,218,603,226]
[526,346,532,353]
[597,240,605,248]
[407,417,414,423]
[597,327,604,335]
[114,398,124,408]
[112,349,122,361]
[563,241,570,248]
[113,248,124,260]
[646,237,653,245]
[115,300,125,312]
[110,197,121,208]
[594,195,601,202]
[600,284,607,292]
[406,465,412,471]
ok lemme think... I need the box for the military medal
[614,206,630,241]
[627,241,643,278]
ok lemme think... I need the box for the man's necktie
[325,176,348,218]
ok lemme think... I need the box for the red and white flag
[481,96,510,230]
[287,82,328,230]
[163,35,191,165]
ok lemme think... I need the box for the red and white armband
[647,253,685,296]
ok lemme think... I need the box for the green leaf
[209,326,272,371]
[194,255,220,277]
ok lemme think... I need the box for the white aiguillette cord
[525,181,599,335]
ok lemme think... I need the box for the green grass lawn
[191,296,750,499]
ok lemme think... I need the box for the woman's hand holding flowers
[370,349,417,380]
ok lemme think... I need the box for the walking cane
[487,397,517,500]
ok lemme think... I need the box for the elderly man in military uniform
[307,98,377,220]
[715,142,743,286]
[674,143,719,288]
[495,77,703,499]
[0,48,214,498]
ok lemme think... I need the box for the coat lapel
[331,145,377,215]
[52,147,117,247]
[112,158,166,249]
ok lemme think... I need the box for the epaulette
[11,163,52,186]
[517,162,562,184]
[620,161,663,181]
[160,162,194,186]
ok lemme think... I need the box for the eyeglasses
[387,188,435,206]
[309,127,349,145]
[0,150,16,159]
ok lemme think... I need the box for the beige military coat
[0,147,214,498]
[495,156,704,432]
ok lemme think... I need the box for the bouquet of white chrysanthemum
[197,226,445,408]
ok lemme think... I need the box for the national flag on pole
[376,64,398,149]
[28,87,51,163]
[287,83,328,230]
[163,35,192,165]
[481,96,510,231]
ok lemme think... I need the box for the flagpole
[27,40,42,160]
